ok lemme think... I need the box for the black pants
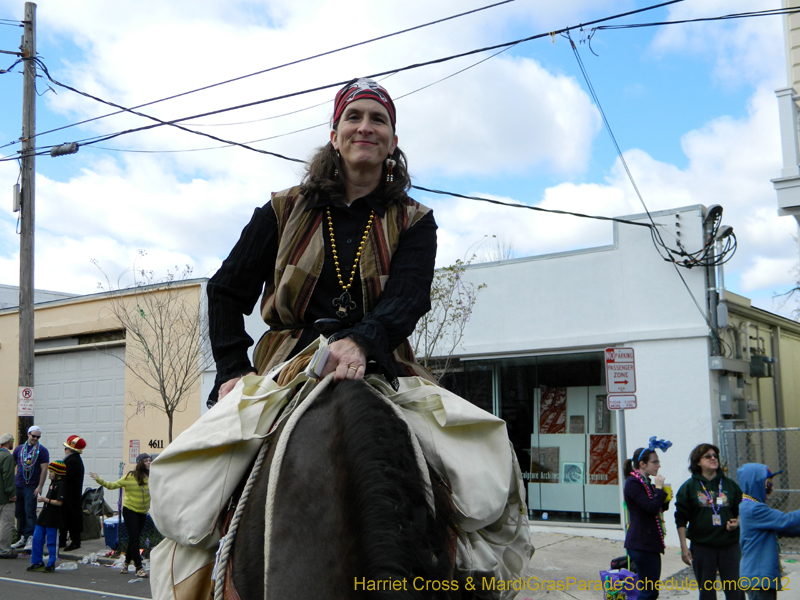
[59,502,82,547]
[122,507,147,569]
[627,549,661,600]
[691,542,744,600]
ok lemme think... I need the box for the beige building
[0,279,210,503]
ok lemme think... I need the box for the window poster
[530,447,560,483]
[569,415,585,434]
[589,434,618,485]
[539,387,567,434]
[595,395,610,433]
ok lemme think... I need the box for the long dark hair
[127,460,149,486]
[688,443,722,477]
[300,140,411,206]
[624,447,656,478]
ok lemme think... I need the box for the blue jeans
[627,548,662,600]
[15,486,37,538]
[31,524,57,567]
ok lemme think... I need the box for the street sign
[605,347,636,394]
[129,439,140,464]
[17,386,34,417]
[607,394,637,410]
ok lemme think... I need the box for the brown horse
[227,379,467,600]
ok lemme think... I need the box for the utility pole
[17,2,36,446]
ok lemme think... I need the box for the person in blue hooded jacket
[737,463,800,600]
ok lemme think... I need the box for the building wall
[0,281,207,472]
[451,205,715,543]
[786,0,800,92]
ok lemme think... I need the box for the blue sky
[0,0,796,316]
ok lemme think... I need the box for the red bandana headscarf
[333,78,396,130]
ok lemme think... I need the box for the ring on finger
[348,366,358,371]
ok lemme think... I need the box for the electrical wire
[410,185,653,228]
[565,32,733,347]
[81,45,517,154]
[592,7,800,31]
[10,0,518,147]
[0,0,685,157]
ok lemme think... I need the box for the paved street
[0,534,152,600]
[0,557,151,599]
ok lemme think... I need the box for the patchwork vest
[252,185,436,382]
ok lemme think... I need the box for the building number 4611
[148,439,164,449]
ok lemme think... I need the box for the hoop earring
[385,157,396,183]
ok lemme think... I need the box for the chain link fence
[719,426,800,554]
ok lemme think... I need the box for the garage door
[34,346,126,506]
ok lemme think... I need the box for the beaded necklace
[633,470,666,548]
[326,207,375,318]
[20,442,40,484]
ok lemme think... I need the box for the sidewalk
[511,528,800,600]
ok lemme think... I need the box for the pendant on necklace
[332,290,356,319]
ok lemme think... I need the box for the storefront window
[442,352,619,525]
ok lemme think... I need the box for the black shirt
[37,479,65,529]
[207,188,437,399]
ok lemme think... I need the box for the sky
[0,0,797,317]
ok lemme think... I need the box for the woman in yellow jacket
[90,453,151,577]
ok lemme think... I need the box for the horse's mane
[332,380,455,592]
[231,379,458,600]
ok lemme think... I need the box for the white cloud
[0,0,796,313]
[740,256,796,292]
[651,0,785,88]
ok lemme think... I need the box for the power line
[410,185,653,228]
[564,31,733,347]
[10,0,518,147]
[5,0,685,161]
[592,6,800,31]
[80,45,517,155]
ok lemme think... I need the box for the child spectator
[27,460,66,572]
[737,463,800,600]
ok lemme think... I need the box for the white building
[436,204,800,542]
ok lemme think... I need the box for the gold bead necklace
[326,207,375,318]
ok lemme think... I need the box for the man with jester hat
[11,426,49,550]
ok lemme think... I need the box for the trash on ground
[55,562,78,571]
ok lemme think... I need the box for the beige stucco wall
[0,281,206,465]
[724,292,800,429]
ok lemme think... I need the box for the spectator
[738,463,800,600]
[60,435,86,551]
[675,443,743,600]
[27,460,66,573]
[0,433,16,558]
[624,440,671,600]
[91,453,151,578]
[12,426,49,550]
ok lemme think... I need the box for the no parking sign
[17,386,34,416]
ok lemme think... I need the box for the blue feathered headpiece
[637,436,672,464]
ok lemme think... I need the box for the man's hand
[219,372,257,400]
[681,546,692,566]
[321,338,367,382]
[726,517,739,530]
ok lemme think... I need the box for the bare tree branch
[410,253,486,381]
[93,252,213,442]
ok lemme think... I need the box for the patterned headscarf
[333,78,396,130]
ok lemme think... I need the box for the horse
[225,378,470,600]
